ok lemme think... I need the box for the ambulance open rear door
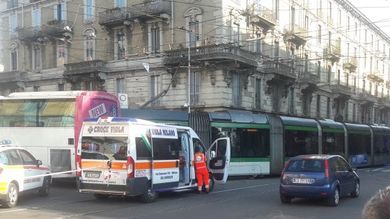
[207,137,231,183]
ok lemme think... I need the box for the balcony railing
[330,83,351,96]
[343,57,357,72]
[283,24,308,47]
[324,41,341,63]
[16,26,45,41]
[251,5,276,30]
[262,59,296,79]
[367,72,384,83]
[0,71,26,82]
[300,72,320,85]
[359,92,378,103]
[164,44,258,67]
[64,60,106,76]
[45,20,73,37]
[99,0,171,26]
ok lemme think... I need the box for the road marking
[371,168,384,172]
[382,169,390,172]
[55,210,106,219]
[213,183,277,194]
[0,208,27,214]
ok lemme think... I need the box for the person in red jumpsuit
[194,146,210,193]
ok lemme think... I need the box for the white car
[0,143,51,208]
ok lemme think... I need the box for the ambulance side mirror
[210,150,216,159]
[37,159,43,167]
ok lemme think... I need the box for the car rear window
[285,159,324,172]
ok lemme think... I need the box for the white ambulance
[76,117,230,202]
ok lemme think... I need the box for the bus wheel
[140,188,158,203]
[94,194,109,200]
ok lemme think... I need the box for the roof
[318,119,345,132]
[280,116,318,129]
[5,91,117,100]
[344,123,371,134]
[209,110,268,124]
[292,154,341,160]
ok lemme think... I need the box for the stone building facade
[1,0,390,124]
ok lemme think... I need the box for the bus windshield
[81,136,128,160]
[0,99,75,127]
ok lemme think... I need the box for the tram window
[373,135,390,155]
[348,134,371,155]
[322,132,345,156]
[219,128,270,158]
[284,130,318,157]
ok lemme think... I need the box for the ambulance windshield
[81,136,128,160]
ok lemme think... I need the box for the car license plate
[84,171,101,178]
[292,178,315,184]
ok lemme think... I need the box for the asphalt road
[1,166,390,219]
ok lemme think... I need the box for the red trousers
[196,168,209,187]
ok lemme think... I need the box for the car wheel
[140,187,158,203]
[280,194,292,204]
[39,177,50,197]
[328,187,340,207]
[2,182,18,208]
[351,181,360,198]
[94,194,109,200]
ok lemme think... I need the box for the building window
[150,75,161,106]
[32,44,41,70]
[115,0,126,8]
[189,20,200,47]
[7,0,18,9]
[326,97,331,118]
[32,7,41,28]
[10,49,17,71]
[84,0,94,22]
[290,6,295,27]
[344,102,349,121]
[288,87,294,114]
[316,95,321,118]
[116,78,125,94]
[190,71,200,106]
[33,86,40,92]
[149,22,161,54]
[114,28,126,60]
[255,78,261,109]
[232,72,241,107]
[9,12,17,33]
[184,7,202,48]
[57,42,66,66]
[54,3,66,21]
[317,25,321,44]
[353,104,356,122]
[84,29,95,61]
[58,83,64,91]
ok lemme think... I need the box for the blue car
[279,155,360,206]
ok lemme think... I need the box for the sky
[349,0,390,36]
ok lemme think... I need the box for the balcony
[330,83,352,98]
[283,24,308,47]
[262,59,296,79]
[250,5,276,32]
[64,60,106,76]
[99,0,171,27]
[45,20,73,38]
[0,71,26,89]
[378,97,390,108]
[323,41,341,63]
[343,57,357,73]
[367,72,384,84]
[16,26,46,42]
[164,44,258,68]
[359,92,378,104]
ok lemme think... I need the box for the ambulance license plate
[85,171,101,178]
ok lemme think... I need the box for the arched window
[9,42,18,71]
[184,7,203,47]
[84,29,96,61]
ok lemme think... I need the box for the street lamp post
[187,40,191,114]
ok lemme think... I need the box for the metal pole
[187,35,191,114]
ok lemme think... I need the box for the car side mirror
[37,160,42,167]
[210,150,216,159]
